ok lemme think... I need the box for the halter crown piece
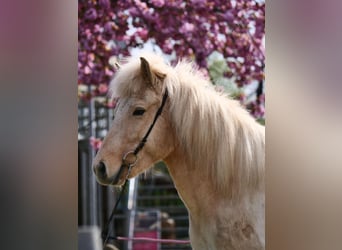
[102,88,169,246]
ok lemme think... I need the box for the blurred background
[78,1,264,249]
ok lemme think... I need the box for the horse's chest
[216,219,263,250]
[189,204,264,250]
[190,221,263,250]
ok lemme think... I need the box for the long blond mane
[110,53,265,197]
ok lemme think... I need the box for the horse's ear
[140,57,166,90]
[140,57,153,84]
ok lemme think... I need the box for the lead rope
[102,164,133,246]
[101,89,169,247]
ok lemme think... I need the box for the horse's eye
[133,107,146,116]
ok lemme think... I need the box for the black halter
[102,88,169,245]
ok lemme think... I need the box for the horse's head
[93,56,175,186]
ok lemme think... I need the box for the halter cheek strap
[102,88,169,245]
[133,88,169,155]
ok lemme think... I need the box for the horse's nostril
[95,161,107,178]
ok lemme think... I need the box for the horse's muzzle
[93,161,124,186]
[94,161,107,179]
[93,161,114,185]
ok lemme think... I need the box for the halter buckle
[122,150,138,166]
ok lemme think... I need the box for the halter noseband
[102,88,169,244]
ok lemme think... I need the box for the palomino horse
[93,53,265,250]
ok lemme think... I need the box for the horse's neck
[164,149,222,217]
[164,149,265,249]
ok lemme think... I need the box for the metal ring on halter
[122,150,138,166]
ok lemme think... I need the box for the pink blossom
[151,0,165,8]
[136,28,148,41]
[180,22,195,34]
[99,0,110,9]
[90,137,103,150]
[84,8,97,21]
[128,7,139,16]
[105,67,113,76]
[84,66,91,74]
[106,98,118,108]
[220,10,234,22]
[98,84,108,94]
[104,22,114,33]
[161,40,173,54]
[190,0,206,8]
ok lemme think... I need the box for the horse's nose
[94,161,107,178]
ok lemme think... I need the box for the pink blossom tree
[78,0,265,119]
